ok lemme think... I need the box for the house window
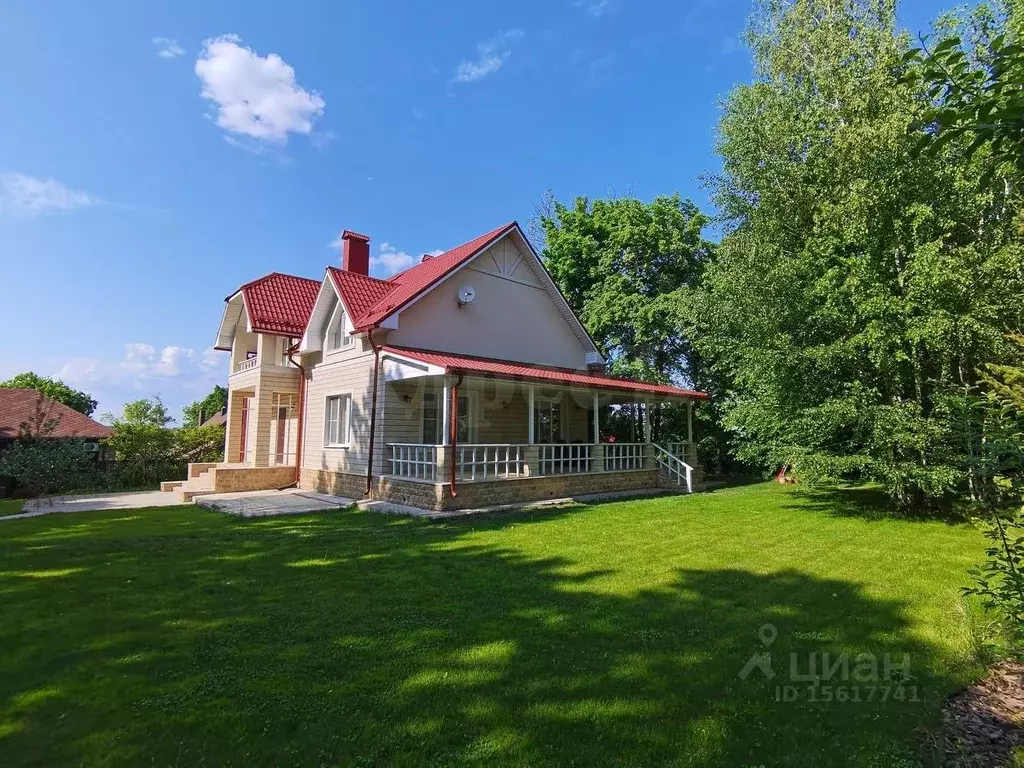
[422,391,473,443]
[534,399,563,444]
[324,394,351,447]
[327,305,352,352]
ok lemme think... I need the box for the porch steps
[177,469,215,502]
[159,480,184,492]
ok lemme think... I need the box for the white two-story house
[181,221,707,511]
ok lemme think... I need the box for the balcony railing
[457,444,526,481]
[604,442,646,471]
[385,442,697,484]
[538,444,592,475]
[389,444,437,480]
[234,357,259,373]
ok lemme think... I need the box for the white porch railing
[538,444,592,475]
[654,444,693,493]
[389,444,437,480]
[457,444,526,481]
[234,357,258,373]
[664,442,696,460]
[604,442,646,471]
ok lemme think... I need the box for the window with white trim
[421,391,474,443]
[327,305,352,352]
[324,394,351,447]
[534,398,563,444]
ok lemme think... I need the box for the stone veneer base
[299,468,671,512]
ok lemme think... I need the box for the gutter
[366,333,382,496]
[286,344,307,487]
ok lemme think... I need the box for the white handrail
[604,442,646,471]
[538,444,592,475]
[457,444,526,481]
[654,444,693,493]
[389,443,437,480]
[235,357,259,373]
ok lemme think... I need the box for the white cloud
[372,242,417,276]
[327,238,443,277]
[453,30,523,84]
[195,34,325,143]
[0,173,97,217]
[59,342,224,389]
[574,0,617,17]
[152,37,185,58]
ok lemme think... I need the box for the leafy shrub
[0,439,98,496]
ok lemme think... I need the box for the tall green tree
[692,0,1024,509]
[910,1,1024,181]
[540,194,713,384]
[182,385,228,428]
[0,372,97,416]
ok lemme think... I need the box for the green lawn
[0,499,24,517]
[0,483,990,766]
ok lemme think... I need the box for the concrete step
[177,470,214,502]
[159,480,184,492]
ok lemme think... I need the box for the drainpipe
[449,372,464,498]
[286,345,306,487]
[366,333,382,496]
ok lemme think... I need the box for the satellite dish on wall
[457,285,476,306]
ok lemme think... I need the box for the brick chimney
[341,230,370,275]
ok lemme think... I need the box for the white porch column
[642,399,652,444]
[592,391,600,444]
[441,377,451,446]
[527,385,536,444]
[687,401,694,444]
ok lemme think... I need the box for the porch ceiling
[380,345,707,402]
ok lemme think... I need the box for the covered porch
[379,348,703,492]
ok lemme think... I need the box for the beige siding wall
[302,337,384,476]
[224,330,301,466]
[386,257,591,369]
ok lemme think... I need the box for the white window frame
[420,390,477,444]
[323,393,352,448]
[533,395,564,444]
[326,303,353,353]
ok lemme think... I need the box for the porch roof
[380,346,709,401]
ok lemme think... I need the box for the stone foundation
[210,466,296,494]
[299,467,668,512]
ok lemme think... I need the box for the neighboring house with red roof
[195,222,708,511]
[0,389,112,448]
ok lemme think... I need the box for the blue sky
[0,0,948,421]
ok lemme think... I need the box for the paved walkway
[2,490,185,521]
[195,489,354,517]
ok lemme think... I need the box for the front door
[238,397,250,463]
[274,406,289,464]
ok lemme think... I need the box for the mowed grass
[0,499,24,517]
[0,483,989,766]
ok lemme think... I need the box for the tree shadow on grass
[784,485,969,524]
[0,507,973,767]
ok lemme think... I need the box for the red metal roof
[0,389,112,440]
[326,268,396,325]
[381,346,709,400]
[353,222,518,329]
[236,272,321,337]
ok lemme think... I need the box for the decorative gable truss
[300,278,356,354]
[382,224,604,364]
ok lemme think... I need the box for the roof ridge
[230,271,321,299]
[326,266,393,286]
